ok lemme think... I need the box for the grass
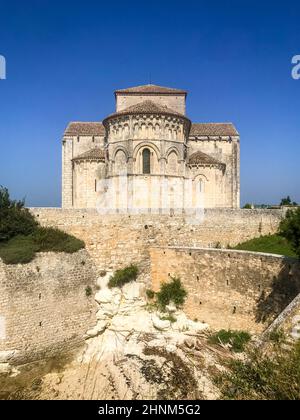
[215,339,300,400]
[108,264,139,288]
[0,235,38,264]
[208,329,251,353]
[233,234,297,257]
[0,227,85,265]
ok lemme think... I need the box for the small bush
[32,227,85,253]
[108,265,139,288]
[208,329,251,353]
[146,289,155,300]
[0,186,38,242]
[85,286,93,297]
[156,277,187,311]
[215,340,300,400]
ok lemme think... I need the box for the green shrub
[0,186,38,242]
[156,277,187,311]
[215,340,300,400]
[0,235,38,264]
[85,286,93,297]
[280,196,297,206]
[208,329,251,353]
[279,208,300,258]
[146,289,155,299]
[243,203,252,209]
[32,227,85,253]
[108,265,139,288]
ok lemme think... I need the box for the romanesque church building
[62,84,240,213]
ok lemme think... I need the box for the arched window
[199,179,203,192]
[142,148,151,174]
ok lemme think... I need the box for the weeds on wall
[156,276,187,311]
[85,286,93,297]
[108,264,139,288]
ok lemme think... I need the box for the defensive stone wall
[0,207,297,367]
[0,250,97,366]
[29,208,285,271]
[150,247,300,332]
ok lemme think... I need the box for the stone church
[62,84,240,213]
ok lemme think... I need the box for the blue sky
[0,0,299,206]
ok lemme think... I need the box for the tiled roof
[188,151,224,167]
[64,122,105,136]
[190,123,239,137]
[115,84,187,95]
[104,100,189,122]
[64,120,238,138]
[73,148,105,161]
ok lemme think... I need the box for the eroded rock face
[71,275,215,400]
[2,273,220,400]
[85,275,209,342]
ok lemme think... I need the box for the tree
[243,203,252,209]
[0,186,38,242]
[279,208,300,258]
[280,196,292,206]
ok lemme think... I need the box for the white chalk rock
[96,271,114,289]
[122,282,144,301]
[166,303,177,313]
[101,302,120,317]
[96,309,109,320]
[112,292,122,306]
[95,289,114,304]
[188,320,209,332]
[166,344,177,353]
[152,316,171,331]
[86,321,108,338]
